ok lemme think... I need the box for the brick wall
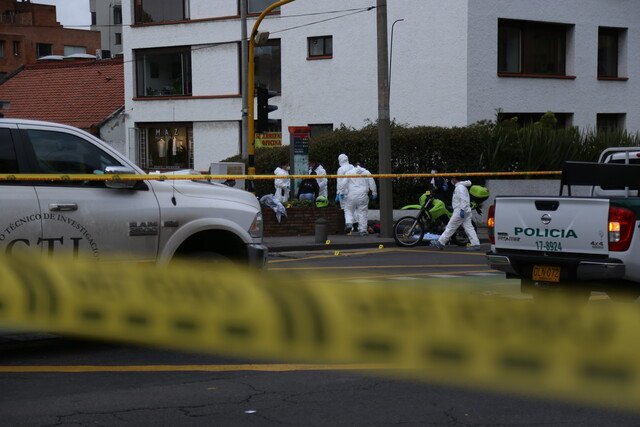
[263,207,346,237]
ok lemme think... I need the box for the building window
[598,27,624,78]
[0,41,4,59]
[597,113,625,131]
[255,39,281,93]
[134,0,189,24]
[309,124,333,140]
[498,112,573,128]
[91,11,96,26]
[135,47,192,97]
[138,124,193,171]
[113,5,122,25]
[36,43,52,58]
[115,33,122,46]
[64,46,86,56]
[248,0,279,14]
[12,41,20,56]
[308,36,332,59]
[498,19,570,76]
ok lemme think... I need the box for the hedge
[224,118,640,208]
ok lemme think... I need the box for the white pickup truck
[0,119,267,266]
[487,147,640,299]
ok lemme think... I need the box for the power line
[270,7,376,34]
[62,6,376,29]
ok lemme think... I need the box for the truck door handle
[49,203,78,212]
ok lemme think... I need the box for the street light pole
[376,0,393,237]
[389,18,404,99]
[240,0,248,159]
[247,0,295,188]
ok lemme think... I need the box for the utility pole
[376,0,393,237]
[240,0,249,159]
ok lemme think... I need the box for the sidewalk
[265,226,489,252]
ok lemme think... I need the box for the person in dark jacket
[297,171,320,201]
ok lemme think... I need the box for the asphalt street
[0,245,638,425]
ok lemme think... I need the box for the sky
[35,0,91,28]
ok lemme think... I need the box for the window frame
[498,19,573,79]
[597,113,626,132]
[135,46,193,98]
[598,27,628,80]
[113,5,123,25]
[134,0,189,24]
[36,43,52,58]
[307,36,333,59]
[12,40,20,56]
[246,0,280,15]
[0,41,4,59]
[115,33,122,46]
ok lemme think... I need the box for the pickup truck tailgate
[494,197,609,255]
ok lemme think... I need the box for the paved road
[0,245,637,425]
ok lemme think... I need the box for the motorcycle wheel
[393,216,425,247]
[451,220,477,247]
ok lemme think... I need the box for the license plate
[532,265,561,283]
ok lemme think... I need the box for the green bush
[223,117,640,208]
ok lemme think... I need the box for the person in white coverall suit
[273,161,290,203]
[335,154,355,232]
[345,162,377,236]
[431,176,480,251]
[308,159,328,199]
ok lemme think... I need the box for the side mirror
[104,166,138,190]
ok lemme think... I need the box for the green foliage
[223,114,640,208]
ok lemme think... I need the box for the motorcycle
[393,186,489,247]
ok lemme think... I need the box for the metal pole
[376,0,393,237]
[248,0,294,188]
[389,18,404,99]
[240,0,248,159]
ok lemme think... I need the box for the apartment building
[90,0,123,57]
[0,0,100,77]
[122,0,640,172]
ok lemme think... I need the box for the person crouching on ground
[430,175,481,251]
[345,161,377,236]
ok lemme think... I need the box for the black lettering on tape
[580,363,633,385]
[426,345,468,365]
[499,354,545,374]
[174,318,199,332]
[80,309,104,322]
[359,339,395,356]
[224,324,252,338]
[126,314,150,327]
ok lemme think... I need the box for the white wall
[193,121,240,170]
[99,111,126,155]
[122,0,640,168]
[467,0,640,129]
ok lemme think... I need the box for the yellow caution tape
[0,171,562,182]
[0,255,638,410]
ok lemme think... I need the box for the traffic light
[256,86,278,133]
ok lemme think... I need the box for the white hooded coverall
[345,165,377,233]
[437,180,480,246]
[310,164,328,199]
[336,154,354,224]
[273,166,290,203]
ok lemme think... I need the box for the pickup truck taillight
[487,203,496,244]
[608,206,636,252]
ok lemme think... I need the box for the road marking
[271,264,487,271]
[388,277,420,281]
[346,279,377,284]
[429,274,459,279]
[299,269,500,283]
[268,247,487,264]
[468,272,501,277]
[0,364,393,374]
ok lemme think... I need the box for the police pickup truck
[0,119,266,266]
[487,147,640,299]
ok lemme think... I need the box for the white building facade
[90,0,123,57]
[121,0,640,172]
